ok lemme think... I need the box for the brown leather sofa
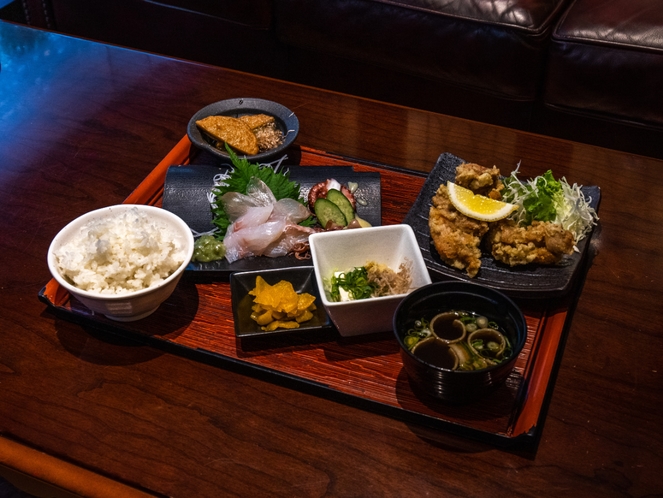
[537,0,663,158]
[7,0,663,159]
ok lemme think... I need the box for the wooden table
[1,20,662,497]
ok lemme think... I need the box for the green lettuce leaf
[503,169,562,224]
[501,167,599,243]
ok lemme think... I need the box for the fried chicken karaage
[454,163,503,199]
[428,183,489,278]
[485,220,575,267]
[428,162,576,277]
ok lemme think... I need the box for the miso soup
[403,310,513,371]
[411,338,458,370]
[430,312,465,342]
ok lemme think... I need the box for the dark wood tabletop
[1,20,662,498]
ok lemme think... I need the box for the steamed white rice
[54,207,187,295]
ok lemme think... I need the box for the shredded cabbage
[501,165,599,245]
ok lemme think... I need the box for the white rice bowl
[48,204,194,321]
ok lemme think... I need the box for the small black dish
[187,97,299,163]
[230,267,332,338]
[393,281,527,404]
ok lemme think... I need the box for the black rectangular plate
[162,164,381,280]
[230,267,333,338]
[402,153,601,298]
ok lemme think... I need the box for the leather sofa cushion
[47,0,282,75]
[274,0,569,101]
[544,0,663,127]
[150,0,272,28]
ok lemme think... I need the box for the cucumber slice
[326,189,355,224]
[314,198,347,227]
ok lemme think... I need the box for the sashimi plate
[402,153,601,299]
[162,164,382,280]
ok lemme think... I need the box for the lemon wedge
[447,181,516,222]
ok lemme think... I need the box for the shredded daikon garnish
[501,165,599,244]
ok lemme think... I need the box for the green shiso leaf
[210,145,313,238]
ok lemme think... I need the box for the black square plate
[230,267,332,338]
[402,153,601,298]
[162,164,381,280]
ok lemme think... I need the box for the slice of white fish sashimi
[272,197,311,223]
[220,177,315,263]
[263,224,318,258]
[220,176,277,221]
[223,215,287,263]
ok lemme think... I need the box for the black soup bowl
[393,281,527,404]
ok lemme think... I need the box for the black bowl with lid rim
[187,97,299,163]
[393,281,527,404]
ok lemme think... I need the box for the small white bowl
[48,204,194,321]
[309,224,432,336]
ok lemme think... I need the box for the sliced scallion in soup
[404,311,512,371]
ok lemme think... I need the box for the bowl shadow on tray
[236,330,337,355]
[54,280,200,366]
[188,137,304,168]
[55,320,166,367]
[393,367,542,456]
[394,366,522,417]
[235,322,398,358]
[317,331,401,359]
[394,366,532,453]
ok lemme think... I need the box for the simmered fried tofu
[239,113,275,130]
[196,115,259,155]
